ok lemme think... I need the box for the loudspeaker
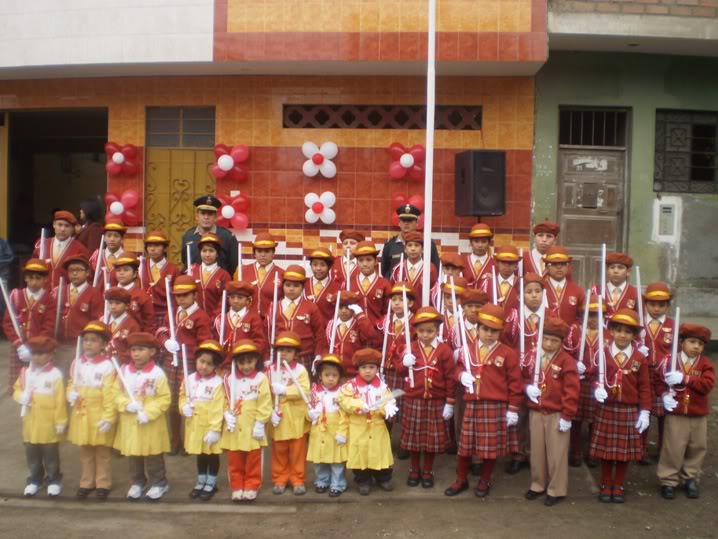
[454,150,506,216]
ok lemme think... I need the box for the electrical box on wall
[652,196,681,243]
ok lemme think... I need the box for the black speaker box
[454,150,506,216]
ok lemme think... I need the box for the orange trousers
[271,436,307,487]
[227,449,263,491]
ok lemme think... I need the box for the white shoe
[242,490,257,501]
[145,484,169,500]
[127,484,143,500]
[24,484,40,497]
[47,484,62,497]
[231,489,244,501]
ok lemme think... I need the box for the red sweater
[598,345,651,409]
[522,349,580,420]
[142,258,181,313]
[109,314,141,364]
[33,237,89,288]
[213,308,268,358]
[644,317,675,368]
[265,297,328,360]
[457,340,523,410]
[2,288,56,346]
[563,322,602,382]
[348,273,392,325]
[396,340,457,402]
[191,264,232,319]
[463,253,494,291]
[239,263,284,318]
[376,313,414,372]
[303,278,342,323]
[325,313,375,377]
[545,278,585,327]
[122,284,156,334]
[657,355,714,417]
[331,257,360,287]
[55,283,104,341]
[157,304,212,366]
[590,282,639,317]
[390,260,437,311]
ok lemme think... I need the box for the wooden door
[145,148,215,264]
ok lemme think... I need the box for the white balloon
[110,201,124,215]
[304,192,320,207]
[319,191,336,207]
[319,160,336,178]
[217,154,234,172]
[305,209,320,224]
[302,142,320,159]
[221,205,235,219]
[400,153,415,168]
[112,152,125,165]
[320,141,338,160]
[320,208,336,224]
[303,160,320,177]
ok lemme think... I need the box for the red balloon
[231,213,249,231]
[214,144,231,158]
[408,164,424,181]
[123,161,138,177]
[311,201,324,214]
[216,195,229,207]
[105,192,119,205]
[408,144,426,163]
[211,164,227,179]
[391,213,400,226]
[388,142,407,161]
[230,144,250,163]
[232,195,250,213]
[391,192,407,209]
[389,161,407,180]
[121,189,139,209]
[408,195,424,211]
[231,165,249,182]
[104,211,115,222]
[104,142,120,156]
[105,161,122,176]
[311,153,324,165]
[121,145,138,159]
[417,215,424,230]
[123,209,141,226]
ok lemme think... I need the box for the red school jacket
[191,264,232,319]
[457,340,523,410]
[348,272,391,325]
[141,258,181,314]
[656,354,715,417]
[2,288,56,346]
[463,253,494,291]
[325,313,374,377]
[304,277,342,323]
[563,322,603,382]
[54,282,104,341]
[213,307,268,358]
[590,282,639,318]
[122,283,157,334]
[396,340,457,402]
[109,314,141,364]
[238,263,284,318]
[545,278,585,327]
[265,297,328,360]
[156,303,212,366]
[33,237,89,288]
[522,349,580,420]
[390,260,438,312]
[597,344,651,409]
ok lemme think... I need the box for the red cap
[390,281,416,299]
[274,331,302,349]
[533,220,560,236]
[105,286,132,304]
[339,230,365,243]
[543,246,572,264]
[494,245,520,262]
[523,272,545,288]
[462,289,490,305]
[26,335,58,354]
[354,241,379,257]
[173,274,198,294]
[198,233,223,251]
[81,321,112,341]
[23,258,49,274]
[412,306,442,326]
[253,232,277,249]
[609,308,641,328]
[403,231,423,245]
[469,223,493,239]
[441,276,469,297]
[605,252,634,269]
[144,230,170,245]
[352,348,382,367]
[679,323,711,343]
[543,317,570,339]
[226,281,253,297]
[307,247,334,265]
[53,210,78,226]
[440,252,465,270]
[283,265,307,282]
[62,254,91,270]
[126,332,159,349]
[643,282,672,302]
[477,304,506,330]
[339,290,361,306]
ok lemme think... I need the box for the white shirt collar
[105,247,124,258]
[111,312,128,325]
[72,282,88,293]
[649,314,666,324]
[257,261,273,271]
[230,306,247,318]
[549,277,565,289]
[202,263,218,272]
[151,258,167,269]
[312,276,329,286]
[525,307,542,321]
[471,253,488,264]
[407,259,422,270]
[500,274,515,285]
[180,302,199,317]
[120,282,135,291]
[611,342,633,358]
[478,339,498,352]
[281,296,300,308]
[531,247,543,263]
[608,282,626,294]
[360,272,377,284]
[54,237,70,247]
[26,288,43,300]
[681,351,697,364]
[420,337,440,349]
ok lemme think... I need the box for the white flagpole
[421,0,437,308]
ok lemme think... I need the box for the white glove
[594,387,608,403]
[506,411,519,427]
[263,360,272,370]
[348,304,363,314]
[525,384,541,404]
[181,403,194,418]
[576,361,586,375]
[558,418,572,432]
[137,410,149,425]
[662,393,678,412]
[460,371,475,390]
[67,390,79,406]
[442,403,454,420]
[635,410,650,433]
[18,394,31,406]
[55,424,66,435]
[271,410,282,427]
[638,344,649,357]
[97,420,112,433]
[164,339,180,354]
[453,349,461,362]
[335,433,347,445]
[252,421,265,440]
[224,411,237,431]
[17,344,31,362]
[308,408,322,422]
[665,371,684,386]
[383,401,399,419]
[402,353,416,368]
[203,431,221,445]
[272,382,287,396]
[126,401,142,413]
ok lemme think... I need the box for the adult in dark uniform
[380,204,440,280]
[181,195,238,276]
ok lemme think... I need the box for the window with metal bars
[282,104,482,130]
[654,110,718,193]
[559,109,627,148]
[146,107,215,148]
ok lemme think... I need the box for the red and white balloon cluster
[304,192,336,224]
[216,193,251,231]
[302,142,338,178]
[104,142,139,177]
[105,190,141,226]
[391,192,425,229]
[211,144,250,182]
[388,143,426,181]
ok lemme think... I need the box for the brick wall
[551,0,718,17]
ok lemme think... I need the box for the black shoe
[328,489,342,498]
[585,457,599,468]
[420,472,434,489]
[684,479,699,499]
[189,485,204,499]
[544,495,564,507]
[76,488,94,499]
[569,455,582,467]
[95,488,110,500]
[661,485,675,500]
[638,455,653,466]
[377,480,394,492]
[397,449,410,460]
[406,469,420,487]
[358,483,370,496]
[598,485,612,503]
[199,486,217,501]
[444,481,469,497]
[505,459,526,475]
[525,489,545,500]
[474,480,491,498]
[612,486,625,504]
[470,463,483,476]
[315,485,329,494]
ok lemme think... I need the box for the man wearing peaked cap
[380,205,440,280]
[32,210,89,288]
[181,194,238,276]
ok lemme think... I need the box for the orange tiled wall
[214,0,547,62]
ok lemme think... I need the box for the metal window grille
[559,109,627,148]
[654,110,718,193]
[282,104,482,130]
[146,107,215,148]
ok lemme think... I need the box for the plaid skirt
[589,402,643,461]
[153,312,166,331]
[651,386,665,417]
[8,347,22,392]
[575,379,596,422]
[384,369,404,424]
[458,400,518,459]
[164,362,183,404]
[400,398,449,453]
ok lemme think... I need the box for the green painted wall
[533,52,718,326]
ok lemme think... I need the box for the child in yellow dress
[307,354,348,497]
[338,348,398,495]
[112,332,171,501]
[269,331,311,495]
[66,321,117,500]
[179,339,226,501]
[220,339,272,502]
[13,336,68,497]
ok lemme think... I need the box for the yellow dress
[112,361,171,456]
[220,371,272,451]
[179,372,225,455]
[338,376,394,471]
[307,384,348,464]
[269,361,310,441]
[13,364,68,444]
[66,355,117,447]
